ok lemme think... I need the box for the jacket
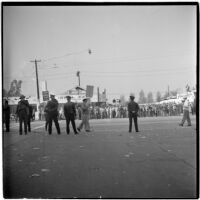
[64,102,76,117]
[128,101,139,114]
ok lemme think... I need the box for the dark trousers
[129,113,139,132]
[27,116,31,132]
[18,111,28,134]
[4,116,10,132]
[65,114,77,134]
[48,115,60,134]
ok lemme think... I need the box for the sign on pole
[42,91,49,101]
[86,85,94,98]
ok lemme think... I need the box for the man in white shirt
[179,97,191,126]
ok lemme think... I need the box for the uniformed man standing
[128,95,139,133]
[16,95,29,135]
[64,96,78,134]
[45,94,61,135]
[179,97,192,126]
[27,104,33,132]
[3,99,10,132]
[77,98,91,132]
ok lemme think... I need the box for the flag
[76,71,80,77]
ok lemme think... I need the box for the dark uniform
[27,104,33,132]
[64,96,78,134]
[128,95,139,132]
[16,95,29,135]
[3,99,10,132]
[45,94,61,135]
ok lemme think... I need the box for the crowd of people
[56,100,195,120]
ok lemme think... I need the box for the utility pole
[31,59,41,118]
[97,87,100,103]
[76,71,80,95]
[168,85,170,97]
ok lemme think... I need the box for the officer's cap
[50,93,55,97]
[66,95,71,99]
[83,98,88,102]
[19,95,25,99]
[130,95,135,100]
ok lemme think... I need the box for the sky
[3,4,197,102]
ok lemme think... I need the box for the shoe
[25,132,27,135]
[136,131,139,132]
[188,124,192,126]
[77,128,81,132]
[179,124,183,126]
[19,132,22,135]
[129,131,131,133]
[86,130,91,132]
[74,132,79,134]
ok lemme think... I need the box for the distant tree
[138,90,146,104]
[170,89,178,97]
[162,91,169,100]
[156,91,162,102]
[7,80,22,97]
[147,92,153,103]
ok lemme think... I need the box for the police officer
[128,95,139,133]
[3,99,10,132]
[45,94,61,135]
[179,97,191,126]
[64,96,78,134]
[27,104,33,132]
[77,98,91,132]
[16,95,29,135]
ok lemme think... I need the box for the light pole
[76,49,92,94]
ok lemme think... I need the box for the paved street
[3,116,197,198]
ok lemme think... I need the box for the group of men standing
[44,94,91,135]
[4,94,140,135]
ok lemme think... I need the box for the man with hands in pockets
[128,95,140,133]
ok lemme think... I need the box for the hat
[20,95,25,99]
[50,93,55,97]
[130,95,135,99]
[83,98,88,102]
[66,95,71,99]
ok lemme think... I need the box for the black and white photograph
[2,2,198,198]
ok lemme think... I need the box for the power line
[42,48,91,62]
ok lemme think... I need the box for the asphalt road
[3,116,197,198]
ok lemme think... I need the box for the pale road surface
[3,116,197,198]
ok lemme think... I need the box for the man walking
[179,97,192,126]
[16,95,29,135]
[64,96,78,134]
[128,95,139,133]
[45,94,61,135]
[77,98,91,132]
